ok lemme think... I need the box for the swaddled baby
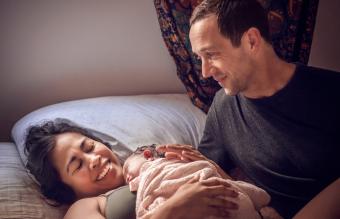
[123,145,273,219]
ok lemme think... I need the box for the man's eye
[206,53,214,59]
[206,52,219,60]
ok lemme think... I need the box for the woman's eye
[77,160,83,170]
[85,141,95,153]
[72,160,82,174]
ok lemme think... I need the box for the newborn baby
[123,145,272,219]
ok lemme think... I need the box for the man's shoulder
[296,64,340,97]
[297,64,340,80]
[299,64,340,73]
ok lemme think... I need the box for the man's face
[189,15,254,96]
[50,132,125,198]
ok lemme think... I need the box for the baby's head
[123,144,163,183]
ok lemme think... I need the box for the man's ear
[243,27,262,52]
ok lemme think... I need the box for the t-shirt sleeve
[198,97,235,172]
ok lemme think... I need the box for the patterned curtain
[154,0,319,112]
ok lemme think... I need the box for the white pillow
[0,142,67,219]
[12,94,207,165]
[7,94,206,219]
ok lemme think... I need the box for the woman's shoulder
[64,196,106,219]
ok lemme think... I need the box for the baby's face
[123,153,148,183]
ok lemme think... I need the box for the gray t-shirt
[198,64,340,218]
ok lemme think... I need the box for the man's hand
[157,144,231,179]
[157,144,203,161]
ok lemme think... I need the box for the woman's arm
[149,177,239,219]
[63,196,106,219]
[64,171,239,219]
[293,178,340,219]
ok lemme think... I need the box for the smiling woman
[25,121,126,204]
[50,132,125,199]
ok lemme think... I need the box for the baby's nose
[126,174,132,183]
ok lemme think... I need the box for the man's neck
[242,47,296,99]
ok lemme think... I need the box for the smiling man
[187,0,340,218]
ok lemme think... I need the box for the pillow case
[7,94,206,219]
[0,142,67,219]
[12,94,207,165]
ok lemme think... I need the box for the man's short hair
[190,0,271,47]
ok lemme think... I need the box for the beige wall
[0,0,185,141]
[1,1,340,141]
[308,0,340,71]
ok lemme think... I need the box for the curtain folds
[154,0,319,112]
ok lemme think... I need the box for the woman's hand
[157,144,231,179]
[150,177,239,219]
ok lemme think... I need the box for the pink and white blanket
[129,158,270,219]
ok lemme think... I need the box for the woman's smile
[96,161,112,181]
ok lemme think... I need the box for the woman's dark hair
[24,119,113,205]
[190,0,271,47]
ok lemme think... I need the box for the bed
[0,94,207,218]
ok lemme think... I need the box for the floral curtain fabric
[154,0,319,112]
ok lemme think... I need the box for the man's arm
[293,178,340,219]
[63,196,106,219]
